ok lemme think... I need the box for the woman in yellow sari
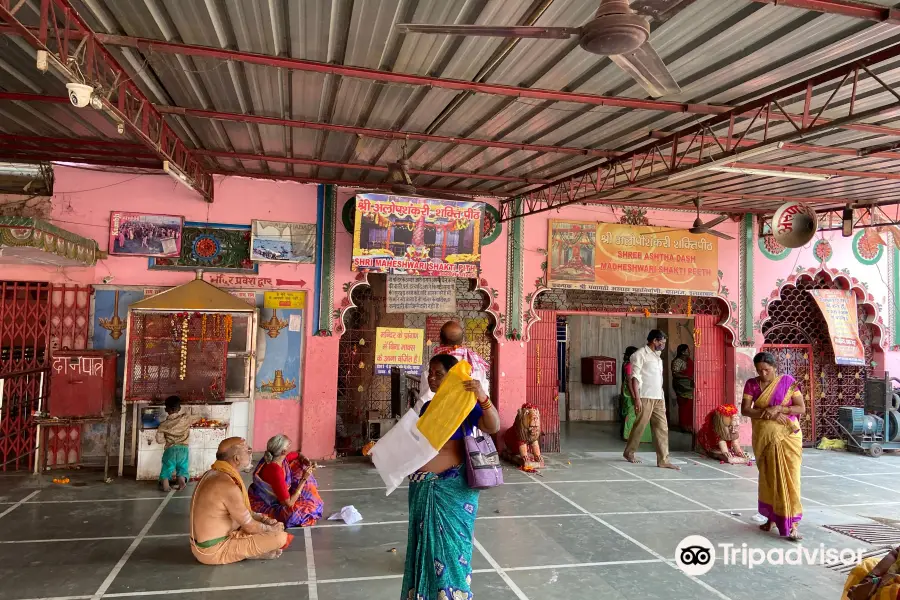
[741,351,806,541]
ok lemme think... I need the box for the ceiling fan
[396,0,681,98]
[382,143,473,201]
[641,197,734,240]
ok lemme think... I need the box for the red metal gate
[761,344,816,442]
[526,310,560,452]
[693,314,726,433]
[0,281,52,471]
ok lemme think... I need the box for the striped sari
[248,456,323,528]
[745,374,803,536]
[403,466,479,600]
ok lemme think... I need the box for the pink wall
[2,166,334,456]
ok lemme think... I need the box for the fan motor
[580,13,650,55]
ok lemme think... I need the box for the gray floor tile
[120,588,310,600]
[659,478,760,510]
[508,562,723,600]
[0,499,163,541]
[310,522,411,581]
[475,515,653,569]
[318,488,410,524]
[0,538,131,599]
[545,480,702,513]
[476,482,575,516]
[106,534,307,593]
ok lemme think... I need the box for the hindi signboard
[386,276,456,313]
[375,327,424,376]
[547,220,719,296]
[808,290,866,366]
[264,291,307,309]
[351,193,483,277]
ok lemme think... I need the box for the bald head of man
[216,437,253,471]
[439,321,465,346]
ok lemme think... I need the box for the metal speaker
[772,202,817,248]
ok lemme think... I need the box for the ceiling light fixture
[163,160,195,191]
[666,142,785,182]
[842,205,854,237]
[707,166,833,181]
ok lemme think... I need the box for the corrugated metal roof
[2,0,900,214]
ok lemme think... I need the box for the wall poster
[808,290,866,366]
[547,220,719,296]
[149,222,257,273]
[250,220,316,263]
[351,193,483,277]
[109,212,183,257]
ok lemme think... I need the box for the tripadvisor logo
[675,535,865,575]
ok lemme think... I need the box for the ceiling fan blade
[610,41,681,98]
[701,215,729,229]
[640,228,683,236]
[707,229,734,241]
[395,24,580,39]
[630,0,698,25]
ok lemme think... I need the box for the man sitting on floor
[190,437,292,565]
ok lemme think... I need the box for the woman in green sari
[621,346,651,443]
[403,353,501,599]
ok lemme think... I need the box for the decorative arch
[758,265,886,441]
[333,272,505,340]
[757,265,887,349]
[523,284,737,344]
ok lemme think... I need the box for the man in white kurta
[624,329,680,470]
[414,321,490,413]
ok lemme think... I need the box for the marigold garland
[224,315,233,343]
[715,404,738,417]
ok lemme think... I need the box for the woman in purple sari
[741,352,806,541]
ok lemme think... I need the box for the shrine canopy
[129,278,253,312]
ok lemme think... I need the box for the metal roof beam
[193,150,552,185]
[648,132,900,160]
[750,0,900,23]
[501,44,900,221]
[0,0,214,201]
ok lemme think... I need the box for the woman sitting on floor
[248,434,324,528]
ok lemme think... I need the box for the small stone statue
[699,404,749,464]
[501,403,544,470]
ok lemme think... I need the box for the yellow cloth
[211,460,251,511]
[817,437,846,450]
[841,556,900,600]
[751,376,802,532]
[416,361,476,450]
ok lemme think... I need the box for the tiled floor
[1,423,898,600]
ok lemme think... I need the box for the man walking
[624,329,681,470]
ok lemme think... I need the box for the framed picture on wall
[108,212,183,257]
[250,220,316,263]
[148,222,258,273]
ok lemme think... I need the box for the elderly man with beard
[189,437,292,564]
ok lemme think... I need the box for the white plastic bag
[369,408,437,495]
[328,505,363,525]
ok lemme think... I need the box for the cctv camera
[66,82,94,108]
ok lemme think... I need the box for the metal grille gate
[0,281,51,471]
[761,275,874,441]
[760,344,815,441]
[336,275,496,454]
[527,310,559,452]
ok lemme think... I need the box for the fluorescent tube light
[163,160,195,191]
[707,166,832,181]
[666,141,785,182]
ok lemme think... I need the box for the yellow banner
[264,291,307,309]
[547,220,719,295]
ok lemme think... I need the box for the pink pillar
[299,335,341,460]
[496,341,528,448]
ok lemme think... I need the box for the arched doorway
[759,268,884,442]
[527,288,734,452]
[334,274,499,454]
